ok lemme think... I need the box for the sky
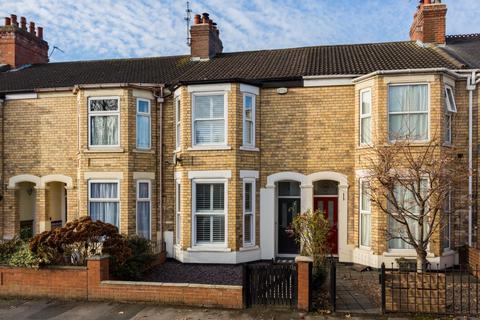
[0,0,479,62]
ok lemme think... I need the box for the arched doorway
[276,181,301,256]
[18,182,36,237]
[313,180,339,254]
[46,181,67,229]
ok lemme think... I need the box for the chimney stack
[0,14,49,68]
[410,0,447,45]
[190,12,223,60]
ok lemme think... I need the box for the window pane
[196,215,211,242]
[388,216,414,249]
[137,201,150,239]
[196,184,211,211]
[211,95,224,118]
[360,213,370,247]
[244,214,252,243]
[389,114,409,140]
[361,117,371,144]
[361,181,370,211]
[90,115,118,146]
[212,215,225,242]
[278,181,301,197]
[212,184,224,210]
[136,115,150,149]
[90,99,118,112]
[244,95,253,109]
[90,202,119,227]
[244,121,253,145]
[138,100,149,113]
[409,114,428,140]
[389,85,427,112]
[194,95,224,119]
[138,182,149,198]
[90,183,118,198]
[245,182,252,212]
[195,120,225,144]
[361,91,371,115]
[314,180,338,196]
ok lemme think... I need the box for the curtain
[90,183,119,227]
[136,115,150,149]
[137,201,150,239]
[90,116,118,146]
[388,85,428,140]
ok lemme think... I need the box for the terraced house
[0,0,479,269]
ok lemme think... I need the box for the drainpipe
[153,88,164,251]
[0,98,4,239]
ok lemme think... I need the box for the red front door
[313,197,338,254]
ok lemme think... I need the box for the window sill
[133,148,154,154]
[84,147,124,153]
[187,246,231,252]
[173,148,182,153]
[187,146,232,151]
[239,245,259,251]
[357,144,373,150]
[384,250,434,258]
[240,146,259,152]
[442,143,454,148]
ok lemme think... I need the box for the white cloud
[0,0,478,62]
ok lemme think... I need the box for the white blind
[194,95,225,145]
[195,183,225,244]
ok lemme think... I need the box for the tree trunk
[416,249,428,272]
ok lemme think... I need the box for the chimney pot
[5,17,11,26]
[37,26,43,39]
[29,21,35,34]
[202,12,209,23]
[10,14,17,26]
[194,14,201,24]
[190,12,223,59]
[20,16,27,30]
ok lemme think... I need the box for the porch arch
[8,174,41,189]
[265,172,307,188]
[40,174,73,189]
[307,171,348,187]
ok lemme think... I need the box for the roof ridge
[46,54,190,65]
[446,33,480,39]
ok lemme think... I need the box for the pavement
[0,299,410,320]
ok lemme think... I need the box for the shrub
[29,216,132,266]
[0,237,23,265]
[8,242,45,268]
[20,226,33,241]
[110,236,156,280]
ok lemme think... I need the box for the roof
[0,41,461,93]
[443,34,480,68]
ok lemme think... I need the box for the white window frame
[191,92,228,147]
[175,97,181,151]
[192,179,228,247]
[88,96,120,148]
[444,85,456,145]
[88,179,120,228]
[243,178,256,247]
[359,179,371,249]
[360,88,372,146]
[388,83,430,143]
[136,98,151,150]
[175,180,181,244]
[136,180,151,239]
[242,93,256,148]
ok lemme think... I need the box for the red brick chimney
[0,14,49,69]
[190,12,223,60]
[410,0,447,45]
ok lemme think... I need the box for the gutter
[352,68,462,83]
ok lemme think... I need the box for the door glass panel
[313,180,338,196]
[316,199,324,213]
[278,181,301,197]
[328,200,334,225]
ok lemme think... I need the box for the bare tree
[365,137,469,271]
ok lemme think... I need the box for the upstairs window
[193,94,226,146]
[388,84,428,141]
[175,97,181,150]
[89,97,120,147]
[136,99,151,149]
[360,89,372,145]
[243,94,255,147]
[444,86,457,144]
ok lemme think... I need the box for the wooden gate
[244,262,297,307]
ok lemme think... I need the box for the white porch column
[260,186,275,260]
[300,184,313,213]
[338,184,352,262]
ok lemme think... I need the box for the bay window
[136,180,151,239]
[193,181,226,245]
[192,94,226,146]
[359,180,371,248]
[89,181,119,227]
[243,179,255,246]
[89,97,120,147]
[388,84,428,141]
[360,89,372,145]
[243,94,255,147]
[136,99,151,149]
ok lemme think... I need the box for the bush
[110,236,156,280]
[20,226,33,241]
[0,237,23,265]
[8,242,45,268]
[29,216,132,266]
